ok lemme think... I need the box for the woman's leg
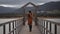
[29,25,32,32]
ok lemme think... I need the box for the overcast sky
[0,0,60,8]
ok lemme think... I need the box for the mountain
[38,1,60,11]
[0,6,17,14]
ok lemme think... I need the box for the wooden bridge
[0,17,60,34]
[0,2,60,34]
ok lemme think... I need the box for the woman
[28,11,33,32]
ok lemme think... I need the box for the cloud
[0,4,19,8]
[0,0,60,8]
[0,3,45,8]
[37,3,45,5]
[0,0,60,5]
[0,4,28,8]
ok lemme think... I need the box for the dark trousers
[29,25,32,32]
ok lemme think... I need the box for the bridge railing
[37,18,60,34]
[0,18,24,34]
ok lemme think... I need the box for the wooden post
[3,24,6,34]
[15,21,17,34]
[55,24,57,34]
[9,22,11,34]
[44,20,45,34]
[23,8,25,25]
[50,22,51,33]
[46,21,48,34]
[12,21,14,34]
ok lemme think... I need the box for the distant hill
[37,1,60,17]
[38,1,60,11]
[0,6,19,17]
[0,6,17,14]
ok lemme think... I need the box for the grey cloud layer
[0,0,60,5]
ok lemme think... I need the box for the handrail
[0,18,24,34]
[40,19,60,25]
[0,18,23,26]
[37,18,60,34]
[38,18,60,26]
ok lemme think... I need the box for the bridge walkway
[20,20,41,34]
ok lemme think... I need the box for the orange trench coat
[28,13,32,25]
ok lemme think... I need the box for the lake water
[0,18,60,34]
